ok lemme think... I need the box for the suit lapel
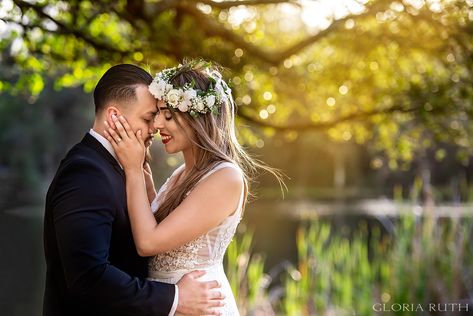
[81,133,125,180]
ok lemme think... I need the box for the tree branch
[199,0,300,9]
[177,3,278,64]
[275,0,397,61]
[12,0,132,55]
[181,0,392,65]
[8,0,396,66]
[237,104,423,132]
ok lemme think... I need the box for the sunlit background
[1,0,473,315]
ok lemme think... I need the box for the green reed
[225,229,270,315]
[280,213,473,315]
[226,211,473,315]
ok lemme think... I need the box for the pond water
[238,197,473,283]
[0,206,44,316]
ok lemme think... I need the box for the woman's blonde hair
[154,59,285,223]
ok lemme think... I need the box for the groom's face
[115,85,158,147]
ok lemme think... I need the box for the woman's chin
[164,146,177,154]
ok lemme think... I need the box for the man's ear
[105,105,121,128]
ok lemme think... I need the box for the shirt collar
[89,128,123,169]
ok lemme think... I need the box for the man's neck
[89,128,122,169]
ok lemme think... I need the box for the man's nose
[149,121,158,135]
[149,124,157,135]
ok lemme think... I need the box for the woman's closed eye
[157,111,173,121]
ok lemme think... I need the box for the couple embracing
[43,59,281,315]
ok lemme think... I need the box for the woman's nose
[153,114,164,131]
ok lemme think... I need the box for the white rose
[148,81,161,98]
[196,98,205,112]
[215,85,225,98]
[150,80,169,99]
[166,89,182,107]
[183,89,197,101]
[157,81,169,96]
[205,95,216,107]
[178,102,189,112]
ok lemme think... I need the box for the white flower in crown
[205,95,216,107]
[178,102,189,112]
[150,79,172,99]
[166,89,182,107]
[179,99,190,110]
[195,97,206,112]
[148,62,233,116]
[148,80,162,99]
[175,89,193,110]
[214,80,228,104]
[183,89,196,102]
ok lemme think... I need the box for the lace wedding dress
[148,162,243,315]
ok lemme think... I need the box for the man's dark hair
[93,64,153,113]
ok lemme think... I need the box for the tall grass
[226,212,473,315]
[225,229,271,315]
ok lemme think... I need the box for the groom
[43,64,223,315]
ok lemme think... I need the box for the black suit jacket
[43,133,174,316]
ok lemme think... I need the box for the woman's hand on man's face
[104,114,145,173]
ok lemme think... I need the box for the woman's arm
[125,165,242,256]
[105,115,243,256]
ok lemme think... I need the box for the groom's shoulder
[47,145,117,210]
[58,142,109,177]
[63,142,100,164]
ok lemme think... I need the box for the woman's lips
[160,134,172,144]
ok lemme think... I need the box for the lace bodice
[148,162,244,273]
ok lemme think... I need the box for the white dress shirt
[89,129,179,316]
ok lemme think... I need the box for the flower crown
[148,63,233,117]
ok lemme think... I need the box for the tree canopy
[1,0,472,166]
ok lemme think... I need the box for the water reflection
[0,206,44,316]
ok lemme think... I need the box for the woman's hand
[104,115,145,174]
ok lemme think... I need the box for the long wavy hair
[154,59,285,223]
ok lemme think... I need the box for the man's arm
[52,160,174,315]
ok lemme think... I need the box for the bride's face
[154,100,195,154]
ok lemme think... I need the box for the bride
[104,59,282,315]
